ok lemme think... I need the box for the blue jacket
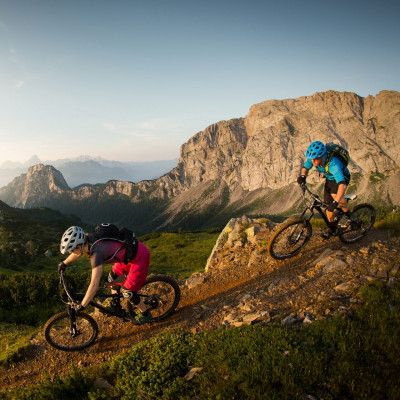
[304,155,350,184]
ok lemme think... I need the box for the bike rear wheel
[338,203,376,244]
[268,217,312,260]
[44,311,98,351]
[128,275,181,322]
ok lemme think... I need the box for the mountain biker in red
[297,141,351,239]
[58,225,152,324]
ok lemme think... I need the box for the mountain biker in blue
[58,226,152,324]
[297,141,351,239]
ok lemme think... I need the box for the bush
[0,270,91,325]
[108,330,197,399]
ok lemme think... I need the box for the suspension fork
[67,306,79,337]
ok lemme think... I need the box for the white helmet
[60,226,86,254]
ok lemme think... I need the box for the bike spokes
[44,311,98,351]
[139,280,176,320]
[268,218,312,260]
[338,204,376,244]
[129,275,180,322]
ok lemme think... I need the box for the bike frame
[60,272,133,318]
[299,184,342,234]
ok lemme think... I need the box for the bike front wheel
[128,275,181,322]
[268,217,312,260]
[338,203,376,244]
[44,311,99,351]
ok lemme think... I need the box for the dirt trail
[1,229,399,392]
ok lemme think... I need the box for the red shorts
[112,241,150,292]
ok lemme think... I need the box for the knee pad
[122,287,140,305]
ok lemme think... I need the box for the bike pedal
[320,230,333,240]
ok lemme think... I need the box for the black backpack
[91,223,138,263]
[93,223,122,240]
[325,143,351,173]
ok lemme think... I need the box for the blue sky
[1,0,399,163]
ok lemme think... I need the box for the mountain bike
[268,183,376,260]
[44,270,181,351]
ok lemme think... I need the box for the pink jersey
[89,239,126,267]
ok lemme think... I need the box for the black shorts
[324,175,350,204]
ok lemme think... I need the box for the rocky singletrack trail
[1,220,399,392]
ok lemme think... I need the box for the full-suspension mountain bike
[44,270,181,351]
[267,183,376,260]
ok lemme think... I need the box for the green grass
[0,324,39,367]
[0,229,220,278]
[375,212,400,235]
[3,279,399,400]
[139,230,220,278]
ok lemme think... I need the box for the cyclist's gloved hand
[297,175,306,186]
[73,303,85,313]
[327,200,339,212]
[58,262,67,274]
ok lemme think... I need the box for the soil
[1,228,399,392]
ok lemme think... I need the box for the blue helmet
[305,141,327,159]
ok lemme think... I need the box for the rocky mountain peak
[25,164,70,191]
[2,164,70,208]
[0,90,399,228]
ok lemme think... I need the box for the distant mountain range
[0,90,399,233]
[0,156,178,187]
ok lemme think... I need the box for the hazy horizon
[0,154,179,168]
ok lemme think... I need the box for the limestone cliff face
[0,164,70,208]
[170,90,400,193]
[0,90,399,226]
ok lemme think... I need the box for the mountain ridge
[0,90,399,231]
[0,156,178,188]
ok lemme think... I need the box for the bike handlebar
[299,183,328,208]
[59,271,75,304]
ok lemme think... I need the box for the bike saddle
[344,193,357,200]
[104,274,127,288]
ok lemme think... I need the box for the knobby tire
[338,203,376,244]
[44,311,99,351]
[128,275,181,322]
[268,217,313,260]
